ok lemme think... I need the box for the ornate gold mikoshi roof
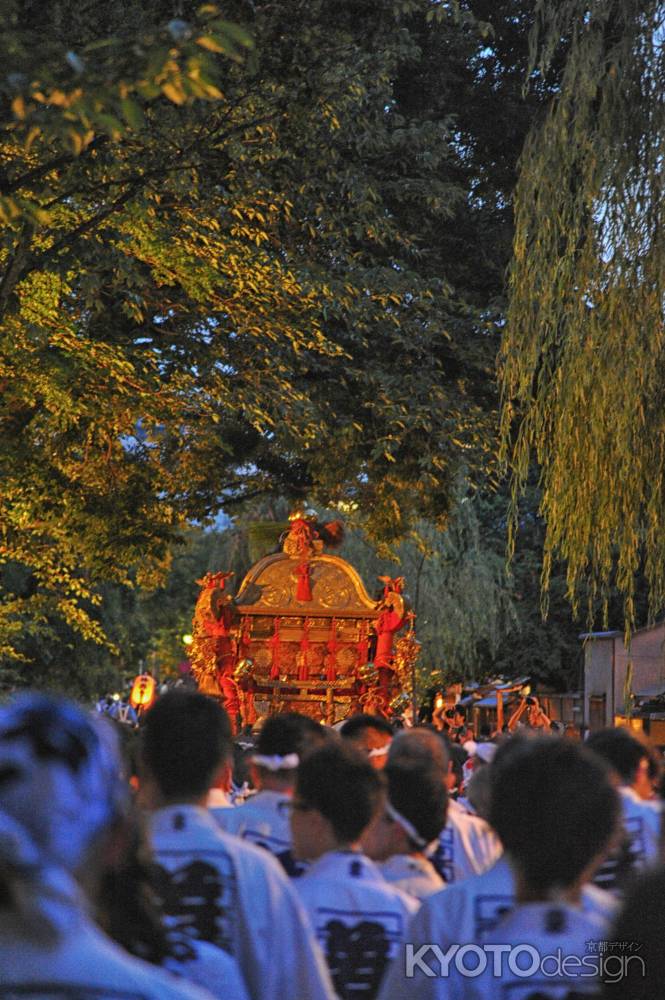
[234,552,377,618]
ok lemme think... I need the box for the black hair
[647,744,662,785]
[388,728,448,774]
[586,728,649,784]
[100,805,180,967]
[339,713,394,740]
[440,734,467,788]
[256,712,325,760]
[296,742,384,843]
[385,761,448,845]
[489,737,619,893]
[141,691,232,800]
[603,866,665,1000]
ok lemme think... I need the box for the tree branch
[0,137,108,196]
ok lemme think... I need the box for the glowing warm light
[182,633,194,646]
[435,695,445,710]
[130,673,157,709]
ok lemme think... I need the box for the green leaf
[120,97,145,130]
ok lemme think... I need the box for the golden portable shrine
[189,511,420,730]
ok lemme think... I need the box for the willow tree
[501,0,665,629]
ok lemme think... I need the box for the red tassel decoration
[269,617,282,680]
[295,562,313,602]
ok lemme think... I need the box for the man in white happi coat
[586,727,661,894]
[430,796,502,884]
[380,857,618,999]
[141,690,336,1000]
[387,728,502,884]
[0,692,213,1000]
[291,740,418,999]
[213,711,325,876]
[96,799,249,1000]
[380,735,621,999]
[362,758,446,900]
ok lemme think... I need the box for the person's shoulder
[150,806,230,843]
[620,786,658,810]
[386,876,440,902]
[221,824,290,877]
[458,809,494,835]
[489,901,605,943]
[211,803,243,833]
[412,875,475,930]
[447,805,499,852]
[132,962,216,1000]
[165,937,249,1000]
[639,796,663,818]
[620,788,662,827]
[66,920,216,1000]
[374,875,420,913]
[447,798,488,827]
[464,855,514,892]
[309,854,419,912]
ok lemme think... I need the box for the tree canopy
[501,0,665,630]
[2,0,529,663]
[6,0,596,681]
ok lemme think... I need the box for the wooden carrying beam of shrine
[189,510,420,730]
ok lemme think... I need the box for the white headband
[385,800,427,850]
[252,753,300,771]
[368,744,391,759]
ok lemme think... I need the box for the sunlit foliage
[2,0,508,663]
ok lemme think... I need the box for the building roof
[634,684,665,699]
[578,631,622,640]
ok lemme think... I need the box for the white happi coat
[164,936,249,999]
[0,868,213,1000]
[592,786,661,894]
[379,853,444,901]
[379,856,617,1000]
[212,789,306,876]
[295,850,418,999]
[619,786,661,861]
[148,804,335,1000]
[427,798,502,885]
[411,902,609,1000]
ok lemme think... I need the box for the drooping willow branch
[500,0,665,631]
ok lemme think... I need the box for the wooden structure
[457,678,582,736]
[582,622,665,733]
[189,511,418,729]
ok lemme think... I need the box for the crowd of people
[0,689,663,998]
